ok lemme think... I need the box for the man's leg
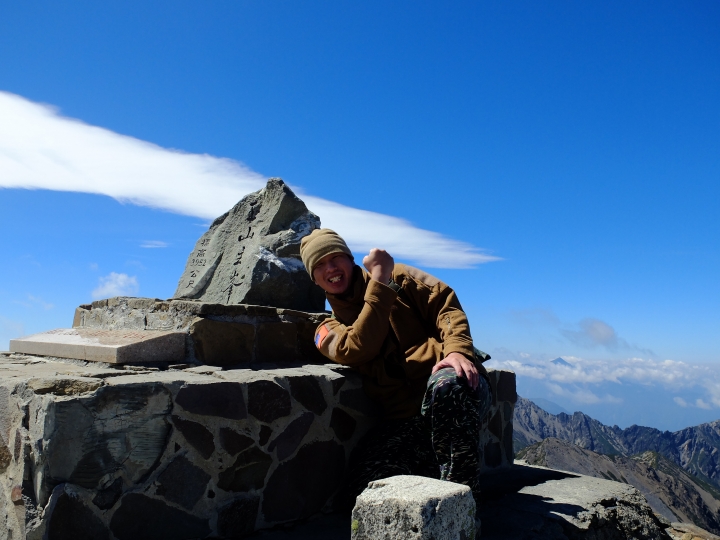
[420,367,492,494]
[341,416,437,508]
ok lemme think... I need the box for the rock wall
[0,352,515,539]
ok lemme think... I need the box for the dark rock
[92,478,123,510]
[258,425,272,446]
[484,441,502,468]
[330,408,356,442]
[217,447,273,492]
[109,493,210,540]
[262,440,346,522]
[173,178,325,311]
[488,410,503,439]
[496,371,517,403]
[217,494,260,538]
[268,413,314,461]
[503,422,514,462]
[256,322,297,363]
[155,455,211,511]
[288,376,327,415]
[46,384,172,498]
[331,377,346,396]
[190,318,254,366]
[247,380,291,422]
[47,486,110,540]
[171,416,215,459]
[219,428,255,456]
[339,387,377,416]
[176,382,247,420]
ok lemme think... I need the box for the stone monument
[173,178,325,312]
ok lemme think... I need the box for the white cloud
[696,398,712,410]
[487,353,720,410]
[0,91,498,269]
[92,272,139,299]
[140,240,169,248]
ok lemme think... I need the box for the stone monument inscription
[174,178,325,312]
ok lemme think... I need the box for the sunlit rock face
[174,177,325,312]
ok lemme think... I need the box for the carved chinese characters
[174,179,325,312]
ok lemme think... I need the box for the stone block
[155,455,211,510]
[288,375,327,415]
[255,322,297,363]
[10,328,185,364]
[109,493,210,540]
[189,318,254,366]
[496,370,517,403]
[217,494,260,538]
[175,382,247,419]
[267,412,314,460]
[351,475,476,540]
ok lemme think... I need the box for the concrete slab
[9,328,185,364]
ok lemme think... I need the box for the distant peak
[551,357,573,367]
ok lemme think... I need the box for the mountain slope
[517,437,720,535]
[514,396,720,490]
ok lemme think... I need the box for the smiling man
[300,228,492,507]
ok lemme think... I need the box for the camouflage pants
[343,368,492,506]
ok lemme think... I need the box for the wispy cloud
[560,317,654,356]
[140,240,169,248]
[14,294,54,310]
[92,272,139,299]
[674,397,688,407]
[0,91,499,269]
[547,383,622,405]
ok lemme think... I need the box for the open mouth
[328,275,343,284]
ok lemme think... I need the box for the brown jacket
[314,263,488,419]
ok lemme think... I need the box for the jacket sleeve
[314,280,398,366]
[400,266,475,361]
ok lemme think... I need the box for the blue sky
[1,1,719,431]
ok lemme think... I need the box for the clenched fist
[363,248,394,285]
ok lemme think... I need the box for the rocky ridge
[518,437,720,535]
[514,396,720,491]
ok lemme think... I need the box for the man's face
[312,252,354,295]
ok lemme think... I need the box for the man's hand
[432,352,479,389]
[362,248,394,285]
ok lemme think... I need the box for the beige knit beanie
[300,229,354,280]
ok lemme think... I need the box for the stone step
[9,328,185,364]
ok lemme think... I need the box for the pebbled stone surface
[351,475,476,540]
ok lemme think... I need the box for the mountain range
[513,396,720,491]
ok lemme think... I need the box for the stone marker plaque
[9,328,185,364]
